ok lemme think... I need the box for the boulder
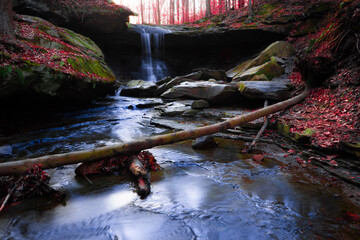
[249,74,269,81]
[0,15,117,102]
[120,80,158,97]
[227,41,295,79]
[192,68,228,81]
[192,136,217,149]
[234,59,284,81]
[237,81,291,101]
[161,81,241,104]
[156,77,196,96]
[13,0,133,36]
[191,100,210,109]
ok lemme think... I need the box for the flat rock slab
[237,80,291,101]
[161,81,241,104]
[121,80,158,97]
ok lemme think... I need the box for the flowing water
[132,25,170,81]
[0,26,360,238]
[0,94,359,240]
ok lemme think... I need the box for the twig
[247,100,269,153]
[82,174,94,186]
[0,178,21,212]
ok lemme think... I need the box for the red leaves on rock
[0,15,111,82]
[55,0,130,13]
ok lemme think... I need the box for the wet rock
[192,68,228,81]
[156,77,196,96]
[135,99,164,109]
[155,101,191,117]
[150,118,200,131]
[192,135,217,149]
[237,80,291,101]
[161,81,241,104]
[191,100,210,110]
[120,80,158,97]
[0,145,12,158]
[156,76,173,85]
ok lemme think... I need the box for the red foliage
[0,15,111,82]
[55,0,130,13]
[279,87,360,148]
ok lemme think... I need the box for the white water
[134,25,170,81]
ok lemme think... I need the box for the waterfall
[133,25,171,82]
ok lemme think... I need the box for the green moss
[277,122,291,138]
[67,56,115,82]
[292,128,315,143]
[61,29,102,57]
[258,4,279,16]
[237,82,246,92]
[306,23,334,53]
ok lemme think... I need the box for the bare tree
[205,0,212,18]
[0,0,14,39]
[245,0,253,23]
[140,0,145,24]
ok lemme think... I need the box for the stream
[1,25,360,240]
[0,94,359,239]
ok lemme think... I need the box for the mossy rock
[229,41,294,80]
[292,128,316,143]
[235,59,284,81]
[249,74,269,81]
[226,59,252,78]
[277,123,315,144]
[0,15,117,101]
[277,122,292,138]
[251,41,295,67]
[67,56,115,82]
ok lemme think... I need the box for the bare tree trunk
[156,0,161,24]
[246,0,253,23]
[0,0,14,39]
[205,0,212,17]
[0,90,309,176]
[140,0,144,24]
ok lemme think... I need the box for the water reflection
[0,97,360,239]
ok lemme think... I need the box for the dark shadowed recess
[104,29,286,81]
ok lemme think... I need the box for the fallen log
[0,89,309,176]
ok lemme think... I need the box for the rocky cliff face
[0,14,117,102]
[13,0,134,45]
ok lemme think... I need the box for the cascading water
[133,25,170,81]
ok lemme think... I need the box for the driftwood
[0,89,309,176]
[247,100,269,153]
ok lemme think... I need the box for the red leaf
[252,154,264,162]
[329,160,338,167]
[287,149,295,154]
[347,213,360,221]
